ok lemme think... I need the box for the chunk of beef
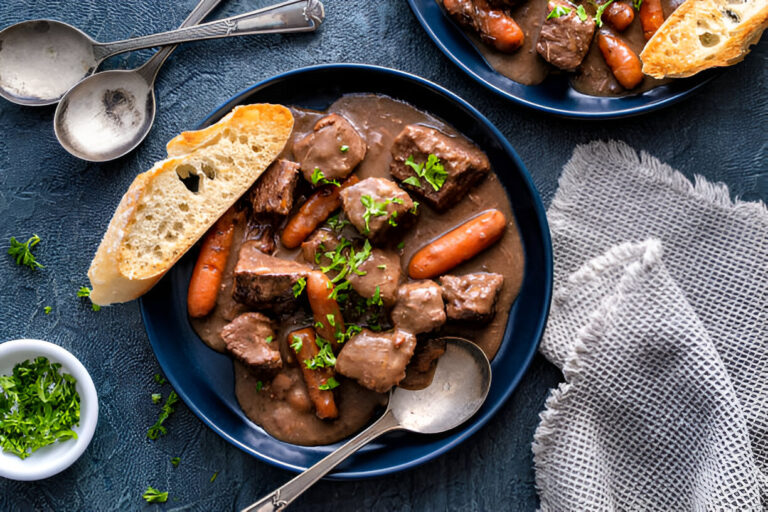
[340,177,415,241]
[221,312,282,373]
[440,272,504,322]
[300,227,341,265]
[250,159,300,216]
[347,249,402,307]
[390,125,490,211]
[536,0,596,70]
[336,329,417,392]
[245,216,276,255]
[400,338,448,389]
[233,241,310,313]
[293,114,366,183]
[391,281,446,334]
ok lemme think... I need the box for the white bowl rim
[0,338,98,481]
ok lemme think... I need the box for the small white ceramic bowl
[0,339,98,481]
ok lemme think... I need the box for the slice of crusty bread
[640,0,768,78]
[88,104,294,306]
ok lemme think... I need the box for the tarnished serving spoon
[241,337,492,512]
[52,0,223,162]
[0,0,324,107]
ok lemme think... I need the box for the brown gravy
[191,94,524,445]
[449,0,680,96]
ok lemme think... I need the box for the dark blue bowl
[140,64,553,479]
[407,0,718,118]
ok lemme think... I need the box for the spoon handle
[241,409,401,512]
[137,0,223,82]
[93,0,324,61]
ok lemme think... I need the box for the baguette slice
[88,104,294,306]
[640,0,768,78]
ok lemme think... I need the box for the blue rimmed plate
[139,64,553,479]
[407,0,718,118]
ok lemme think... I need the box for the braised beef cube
[391,281,446,334]
[300,227,341,265]
[536,0,596,70]
[336,329,417,393]
[340,177,415,241]
[390,125,490,211]
[250,159,300,216]
[293,113,366,183]
[245,215,276,255]
[440,272,504,322]
[400,337,448,389]
[233,241,310,313]
[347,249,402,307]
[221,312,282,373]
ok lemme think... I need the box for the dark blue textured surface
[140,63,553,479]
[0,0,765,510]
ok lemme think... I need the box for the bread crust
[88,104,294,306]
[641,0,768,79]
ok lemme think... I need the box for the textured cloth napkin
[532,141,768,511]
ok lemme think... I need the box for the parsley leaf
[360,195,401,234]
[151,393,162,404]
[210,472,219,483]
[43,306,52,315]
[147,391,179,440]
[0,357,80,459]
[255,381,263,392]
[290,335,303,353]
[154,373,167,385]
[633,0,642,8]
[402,176,421,187]
[404,154,448,191]
[171,457,180,467]
[292,277,306,298]
[593,0,615,27]
[77,286,100,311]
[576,4,588,21]
[547,4,572,18]
[8,235,43,270]
[366,286,384,307]
[310,168,340,187]
[318,377,340,390]
[265,335,273,344]
[304,337,337,370]
[326,212,350,232]
[340,145,349,153]
[142,486,169,503]
[397,241,405,250]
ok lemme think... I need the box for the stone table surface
[0,0,765,510]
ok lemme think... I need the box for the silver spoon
[242,337,492,512]
[52,0,223,162]
[0,0,324,107]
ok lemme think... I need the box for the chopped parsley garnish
[43,306,52,315]
[255,381,263,392]
[326,314,337,328]
[633,0,642,8]
[77,286,101,311]
[402,176,421,187]
[319,237,372,303]
[360,195,402,234]
[340,145,349,153]
[210,472,219,483]
[575,4,588,20]
[318,377,340,390]
[171,457,180,467]
[292,277,306,298]
[151,393,162,404]
[8,234,43,270]
[410,201,420,215]
[367,286,384,307]
[328,280,351,301]
[0,357,80,459]
[593,0,615,27]
[397,241,405,250]
[154,374,167,385]
[290,335,303,353]
[310,168,340,187]
[404,154,448,191]
[142,486,169,503]
[315,320,325,330]
[147,391,179,440]
[304,337,337,370]
[326,213,350,232]
[377,264,387,270]
[265,335,273,344]
[547,4,572,18]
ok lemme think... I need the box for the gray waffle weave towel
[533,141,767,511]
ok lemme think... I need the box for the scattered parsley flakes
[255,381,263,392]
[575,4,588,20]
[318,377,340,391]
[377,264,387,270]
[147,391,179,440]
[151,393,162,404]
[290,335,303,353]
[404,154,447,191]
[304,337,336,370]
[293,277,306,298]
[593,0,615,27]
[326,213,350,232]
[265,335,273,344]
[171,457,180,467]
[154,373,167,385]
[210,471,219,483]
[547,4,572,18]
[633,0,642,8]
[360,195,401,234]
[8,234,43,270]
[397,241,405,250]
[310,168,340,187]
[340,145,349,153]
[142,486,168,503]
[43,306,52,315]
[0,356,80,459]
[402,176,421,187]
[366,286,383,307]
[77,286,100,311]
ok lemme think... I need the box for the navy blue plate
[407,0,718,118]
[140,64,553,479]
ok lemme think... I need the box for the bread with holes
[640,0,768,78]
[88,104,294,306]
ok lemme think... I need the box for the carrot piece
[639,0,664,40]
[597,31,644,90]
[306,272,345,352]
[475,0,525,53]
[187,209,236,318]
[604,2,635,31]
[290,328,339,420]
[408,209,506,280]
[281,175,359,249]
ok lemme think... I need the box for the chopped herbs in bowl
[0,339,98,481]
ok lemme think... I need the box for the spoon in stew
[241,337,492,512]
[0,0,324,107]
